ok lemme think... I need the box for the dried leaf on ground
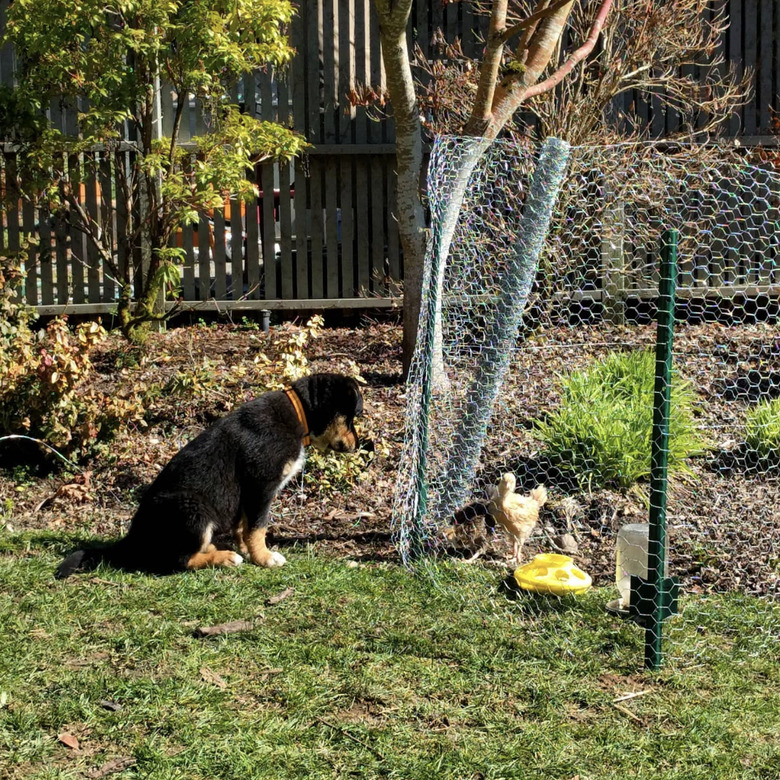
[200,667,228,688]
[193,620,255,637]
[266,587,295,605]
[57,732,80,751]
[88,757,136,778]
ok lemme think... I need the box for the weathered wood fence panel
[0,0,779,313]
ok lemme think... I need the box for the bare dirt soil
[2,317,778,596]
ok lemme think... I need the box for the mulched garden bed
[2,317,778,597]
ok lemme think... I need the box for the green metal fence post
[645,228,678,670]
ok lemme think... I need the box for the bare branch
[524,0,753,145]
[63,190,121,280]
[620,64,652,82]
[481,0,578,135]
[168,91,186,177]
[498,0,575,45]
[464,0,509,135]
[523,0,615,101]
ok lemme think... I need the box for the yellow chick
[487,474,548,565]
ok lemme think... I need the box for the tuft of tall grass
[744,396,780,463]
[534,349,704,489]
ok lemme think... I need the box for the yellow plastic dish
[514,553,592,595]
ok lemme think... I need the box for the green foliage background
[0,0,308,337]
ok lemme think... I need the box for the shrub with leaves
[0,0,307,340]
[0,245,37,393]
[0,252,143,459]
[274,314,325,384]
[744,397,780,465]
[533,349,704,489]
[164,357,221,399]
[303,447,374,496]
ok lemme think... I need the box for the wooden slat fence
[0,0,779,314]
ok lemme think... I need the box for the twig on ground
[89,577,123,587]
[315,716,385,759]
[613,703,644,723]
[613,690,650,703]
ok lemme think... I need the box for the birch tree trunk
[373,0,614,379]
[427,0,581,389]
[374,0,427,378]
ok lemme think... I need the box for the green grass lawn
[1,532,778,780]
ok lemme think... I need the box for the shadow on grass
[0,531,170,579]
[0,529,97,555]
[267,529,397,563]
[2,527,399,572]
[497,572,588,615]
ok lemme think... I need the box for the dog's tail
[55,538,132,579]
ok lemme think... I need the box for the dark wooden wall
[1,0,779,313]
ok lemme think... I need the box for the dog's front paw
[266,550,286,568]
[247,542,287,568]
[229,552,245,566]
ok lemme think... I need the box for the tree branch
[620,63,653,82]
[523,0,615,101]
[498,0,575,45]
[464,0,509,135]
[481,0,577,135]
[63,190,121,280]
[121,301,182,331]
[168,89,186,178]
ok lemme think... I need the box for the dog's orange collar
[284,387,311,446]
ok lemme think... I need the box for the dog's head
[293,373,364,453]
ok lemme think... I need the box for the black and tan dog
[55,373,363,578]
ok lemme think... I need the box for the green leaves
[0,0,305,205]
[171,0,295,94]
[534,349,705,489]
[745,397,780,464]
[192,104,308,187]
[1,0,297,141]
[0,0,305,337]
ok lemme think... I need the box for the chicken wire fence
[392,135,780,669]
